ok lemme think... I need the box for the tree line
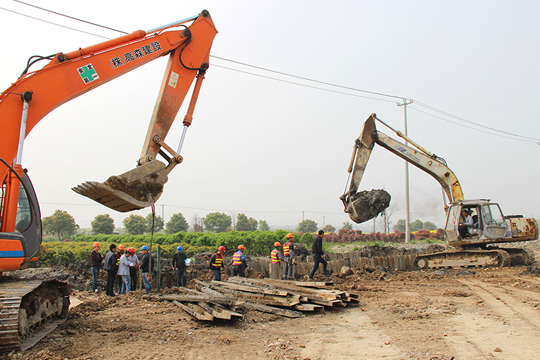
[42,209,439,241]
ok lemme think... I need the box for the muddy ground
[4,243,540,360]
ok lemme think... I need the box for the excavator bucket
[343,189,391,224]
[72,160,170,212]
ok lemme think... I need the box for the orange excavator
[0,10,217,351]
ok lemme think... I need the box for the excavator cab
[0,169,41,272]
[444,199,537,247]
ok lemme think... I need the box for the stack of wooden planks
[156,277,359,322]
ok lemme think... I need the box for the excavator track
[415,249,511,270]
[0,279,69,352]
[502,248,536,266]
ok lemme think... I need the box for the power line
[414,100,540,142]
[409,106,540,143]
[212,64,396,103]
[11,0,129,34]
[0,6,110,39]
[2,2,537,144]
[211,55,405,101]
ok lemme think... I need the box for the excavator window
[445,205,460,233]
[482,204,505,226]
[15,182,32,232]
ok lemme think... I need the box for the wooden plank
[293,304,324,312]
[173,301,213,321]
[197,302,231,320]
[209,303,244,318]
[311,299,344,307]
[175,287,204,295]
[241,302,303,318]
[240,294,300,307]
[197,286,225,298]
[295,281,334,288]
[227,277,281,290]
[213,281,288,297]
[160,294,237,306]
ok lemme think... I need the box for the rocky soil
[2,240,540,360]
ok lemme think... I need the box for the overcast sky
[1,0,539,232]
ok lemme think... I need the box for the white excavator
[340,113,538,269]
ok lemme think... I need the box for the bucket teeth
[72,160,169,212]
[72,181,157,212]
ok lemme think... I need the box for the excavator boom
[341,113,463,223]
[1,11,217,214]
[0,11,217,351]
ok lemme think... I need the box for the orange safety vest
[212,253,223,268]
[283,242,292,257]
[271,249,281,264]
[232,251,243,266]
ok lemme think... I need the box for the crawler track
[414,249,511,269]
[0,279,69,352]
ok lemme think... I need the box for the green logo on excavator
[77,64,99,84]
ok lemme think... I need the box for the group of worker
[207,244,248,281]
[208,230,329,282]
[90,243,154,297]
[270,230,328,280]
[90,230,330,294]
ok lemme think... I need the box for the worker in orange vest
[283,233,295,280]
[209,246,226,281]
[232,245,247,277]
[271,242,284,278]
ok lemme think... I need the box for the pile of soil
[344,189,391,223]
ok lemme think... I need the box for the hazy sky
[1,0,539,232]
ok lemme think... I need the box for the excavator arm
[340,113,464,222]
[0,10,217,270]
[5,11,217,214]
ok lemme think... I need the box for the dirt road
[5,265,540,360]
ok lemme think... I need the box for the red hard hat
[219,246,226,252]
[274,242,281,247]
[238,245,245,250]
[127,247,135,254]
[118,244,125,251]
[93,242,100,248]
[286,233,294,239]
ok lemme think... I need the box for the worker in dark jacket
[140,245,154,294]
[309,230,329,280]
[90,242,103,293]
[103,244,118,297]
[172,246,188,287]
[209,246,225,281]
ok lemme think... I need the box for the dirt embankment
[4,241,540,360]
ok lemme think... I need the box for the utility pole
[397,99,413,243]
[161,204,164,221]
[302,211,305,221]
[323,216,326,227]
